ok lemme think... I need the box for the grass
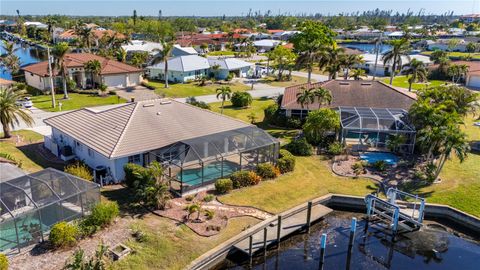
[421,51,480,60]
[260,75,313,87]
[382,76,448,91]
[150,81,250,98]
[206,50,235,56]
[30,93,126,112]
[417,114,480,217]
[0,130,62,172]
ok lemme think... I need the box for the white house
[426,39,468,52]
[121,40,163,56]
[43,99,278,187]
[208,58,253,79]
[22,53,143,91]
[147,55,210,83]
[252,39,282,52]
[172,45,199,56]
[357,53,432,77]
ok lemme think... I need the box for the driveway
[291,71,329,82]
[114,85,160,101]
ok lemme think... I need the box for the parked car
[16,97,33,108]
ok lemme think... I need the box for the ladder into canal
[365,188,426,234]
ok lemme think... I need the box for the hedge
[49,222,79,249]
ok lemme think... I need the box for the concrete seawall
[187,194,480,270]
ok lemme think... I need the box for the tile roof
[22,53,142,77]
[281,80,417,111]
[44,99,253,158]
[0,78,15,87]
[58,29,125,40]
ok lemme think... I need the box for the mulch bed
[153,192,272,237]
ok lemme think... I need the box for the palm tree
[1,41,21,76]
[116,47,127,63]
[382,39,411,85]
[340,54,364,79]
[433,124,470,180]
[0,88,34,138]
[160,41,174,88]
[84,60,102,89]
[349,69,367,80]
[402,59,428,92]
[52,42,70,99]
[45,16,57,43]
[313,87,332,109]
[295,48,319,83]
[296,87,316,110]
[318,45,346,79]
[75,26,94,52]
[216,86,232,114]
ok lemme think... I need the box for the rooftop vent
[361,83,372,86]
[156,112,161,115]
[143,103,154,107]
[339,82,350,85]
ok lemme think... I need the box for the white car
[16,97,33,108]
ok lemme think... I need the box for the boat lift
[365,188,426,234]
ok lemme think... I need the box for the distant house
[56,29,125,44]
[461,14,480,24]
[208,58,253,79]
[24,21,48,29]
[22,53,143,91]
[147,55,210,83]
[454,61,480,89]
[280,80,416,119]
[43,99,278,194]
[172,45,199,57]
[0,78,14,89]
[426,39,468,52]
[121,40,163,56]
[357,53,432,77]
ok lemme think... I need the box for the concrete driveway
[114,85,160,101]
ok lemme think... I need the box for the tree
[133,10,138,26]
[247,112,257,124]
[466,42,478,53]
[447,38,461,51]
[1,41,21,76]
[312,87,332,109]
[45,16,57,43]
[52,42,70,99]
[269,46,296,81]
[290,20,336,83]
[186,203,202,221]
[402,59,428,92]
[157,40,174,88]
[84,60,102,89]
[447,64,469,84]
[340,54,364,79]
[318,45,345,79]
[0,88,34,138]
[349,69,367,80]
[382,39,411,85]
[74,26,94,52]
[116,47,127,63]
[429,50,448,64]
[216,86,232,114]
[303,108,340,146]
[296,87,315,110]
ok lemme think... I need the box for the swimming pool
[360,152,399,165]
[179,161,239,186]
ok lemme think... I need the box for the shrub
[264,104,279,122]
[186,96,211,110]
[85,201,119,229]
[277,149,296,173]
[123,163,146,188]
[205,209,215,220]
[64,161,93,181]
[371,160,387,172]
[0,253,8,270]
[230,171,261,188]
[230,92,253,108]
[351,161,367,176]
[49,222,79,249]
[256,163,280,179]
[226,72,234,81]
[185,195,195,201]
[285,138,313,156]
[327,142,344,156]
[203,194,215,202]
[215,178,233,194]
[286,117,302,129]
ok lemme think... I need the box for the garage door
[468,75,480,88]
[104,75,126,88]
[127,73,141,86]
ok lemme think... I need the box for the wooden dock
[234,204,333,255]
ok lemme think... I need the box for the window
[75,140,83,151]
[128,154,141,163]
[88,148,94,158]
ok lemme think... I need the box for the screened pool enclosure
[339,107,416,154]
[0,168,100,253]
[144,126,280,195]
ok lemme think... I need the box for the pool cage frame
[0,168,100,253]
[338,107,416,154]
[144,127,280,195]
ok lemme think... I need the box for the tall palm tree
[158,41,174,88]
[402,59,428,92]
[349,69,367,80]
[295,48,319,83]
[433,124,470,180]
[116,47,127,63]
[216,86,232,114]
[340,54,364,80]
[84,60,102,89]
[382,39,411,85]
[313,87,332,109]
[45,16,57,43]
[296,87,316,110]
[75,26,94,52]
[318,45,345,79]
[1,41,21,76]
[0,88,34,138]
[52,42,70,99]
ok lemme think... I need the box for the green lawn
[31,93,126,112]
[0,130,62,172]
[421,51,480,60]
[417,114,480,217]
[260,75,313,87]
[206,50,235,56]
[150,81,250,98]
[382,76,448,91]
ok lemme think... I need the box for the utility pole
[47,46,56,108]
[372,32,383,81]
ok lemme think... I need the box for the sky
[0,0,478,17]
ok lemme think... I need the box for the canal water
[341,43,392,54]
[0,41,46,80]
[218,211,480,270]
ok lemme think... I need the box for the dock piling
[306,201,313,232]
[276,215,282,247]
[263,227,268,254]
[319,233,327,270]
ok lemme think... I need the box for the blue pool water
[360,152,399,165]
[342,43,392,54]
[179,161,239,186]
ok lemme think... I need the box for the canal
[0,40,47,80]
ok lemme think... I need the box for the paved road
[291,71,329,82]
